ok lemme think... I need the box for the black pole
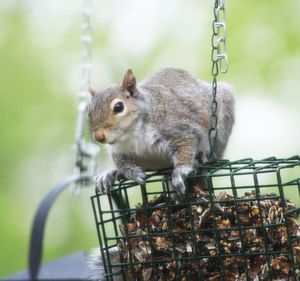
[28,175,91,280]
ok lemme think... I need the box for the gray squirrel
[87,68,234,281]
[88,67,234,195]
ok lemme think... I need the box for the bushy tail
[87,248,106,281]
[87,247,123,281]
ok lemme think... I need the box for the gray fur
[89,68,235,194]
[88,247,124,281]
[87,248,106,281]
[94,169,118,193]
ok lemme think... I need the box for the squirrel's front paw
[94,170,118,193]
[124,166,146,185]
[172,165,193,195]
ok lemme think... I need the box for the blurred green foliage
[0,0,299,278]
[0,5,81,276]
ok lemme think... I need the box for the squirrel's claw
[172,174,186,195]
[94,167,146,193]
[94,170,118,193]
[172,165,193,195]
[135,176,146,185]
[124,166,146,185]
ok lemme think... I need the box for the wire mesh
[91,156,300,281]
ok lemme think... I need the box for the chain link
[74,0,99,189]
[209,0,228,161]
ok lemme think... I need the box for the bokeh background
[1,0,299,277]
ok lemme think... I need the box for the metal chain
[209,0,229,161]
[74,0,99,190]
[80,0,92,99]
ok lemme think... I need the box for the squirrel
[87,68,234,280]
[88,68,234,194]
[88,68,234,195]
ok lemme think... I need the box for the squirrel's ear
[122,69,137,97]
[89,85,96,97]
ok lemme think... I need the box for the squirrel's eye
[113,101,124,114]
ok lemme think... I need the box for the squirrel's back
[136,68,234,160]
[141,68,199,87]
[140,68,210,97]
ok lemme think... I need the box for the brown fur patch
[199,112,209,129]
[174,140,198,165]
[102,116,117,128]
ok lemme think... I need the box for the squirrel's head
[88,69,142,145]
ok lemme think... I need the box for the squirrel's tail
[87,247,123,281]
[87,248,106,281]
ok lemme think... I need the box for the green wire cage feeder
[91,157,300,281]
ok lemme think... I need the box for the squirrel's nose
[93,130,107,143]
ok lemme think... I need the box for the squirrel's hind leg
[171,139,199,195]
